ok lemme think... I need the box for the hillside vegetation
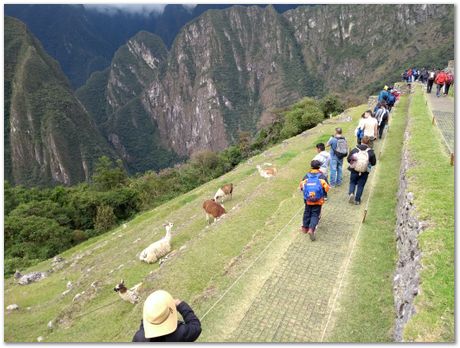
[4,94,343,275]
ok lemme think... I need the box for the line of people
[299,85,397,241]
[403,67,454,97]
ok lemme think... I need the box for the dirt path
[203,115,390,342]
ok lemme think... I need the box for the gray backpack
[334,137,348,159]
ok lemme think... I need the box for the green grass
[402,86,454,342]
[327,95,409,341]
[4,105,366,342]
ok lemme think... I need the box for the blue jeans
[436,84,443,97]
[302,204,322,229]
[348,170,369,203]
[329,156,343,186]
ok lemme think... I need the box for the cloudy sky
[83,3,196,15]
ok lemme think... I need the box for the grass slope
[4,104,365,342]
[403,86,454,341]
[326,94,408,342]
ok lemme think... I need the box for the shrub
[94,205,117,232]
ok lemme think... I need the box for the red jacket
[435,71,447,85]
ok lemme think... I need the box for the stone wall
[393,128,426,341]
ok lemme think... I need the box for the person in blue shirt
[326,127,348,187]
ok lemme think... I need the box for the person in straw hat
[132,290,201,342]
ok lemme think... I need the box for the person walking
[444,72,454,96]
[299,160,330,241]
[133,290,202,342]
[347,136,377,205]
[326,127,348,187]
[313,143,331,177]
[375,103,389,139]
[427,68,436,93]
[313,143,331,200]
[435,69,447,97]
[355,110,378,147]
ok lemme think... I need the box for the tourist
[326,127,348,188]
[435,69,448,97]
[299,160,330,241]
[133,290,202,342]
[347,136,377,205]
[444,71,454,96]
[355,110,378,148]
[375,102,389,139]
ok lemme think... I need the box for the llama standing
[202,199,226,224]
[214,183,233,203]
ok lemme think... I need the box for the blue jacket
[377,90,390,103]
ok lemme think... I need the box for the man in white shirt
[313,143,331,176]
[313,143,330,200]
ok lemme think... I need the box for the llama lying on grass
[256,164,277,178]
[14,271,47,285]
[139,222,173,264]
[113,279,143,304]
[203,199,226,224]
[214,183,233,203]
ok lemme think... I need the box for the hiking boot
[348,193,355,204]
[301,226,309,234]
[309,228,316,241]
[354,200,361,205]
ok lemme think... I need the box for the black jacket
[347,144,376,172]
[132,302,202,342]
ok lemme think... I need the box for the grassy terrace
[403,86,454,341]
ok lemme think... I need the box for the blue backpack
[303,173,324,202]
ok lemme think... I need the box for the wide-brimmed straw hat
[143,290,178,338]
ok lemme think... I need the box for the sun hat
[143,290,178,338]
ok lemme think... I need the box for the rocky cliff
[77,4,453,175]
[4,16,115,186]
[5,5,453,184]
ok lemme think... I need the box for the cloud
[83,4,171,16]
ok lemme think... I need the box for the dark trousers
[427,79,434,93]
[302,204,322,229]
[444,83,451,95]
[348,170,369,203]
[378,121,386,139]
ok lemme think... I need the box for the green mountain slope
[4,16,116,187]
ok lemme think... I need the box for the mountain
[77,5,324,174]
[76,31,181,174]
[76,4,453,175]
[4,4,303,89]
[4,16,115,187]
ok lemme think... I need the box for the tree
[92,156,127,191]
[320,94,345,118]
